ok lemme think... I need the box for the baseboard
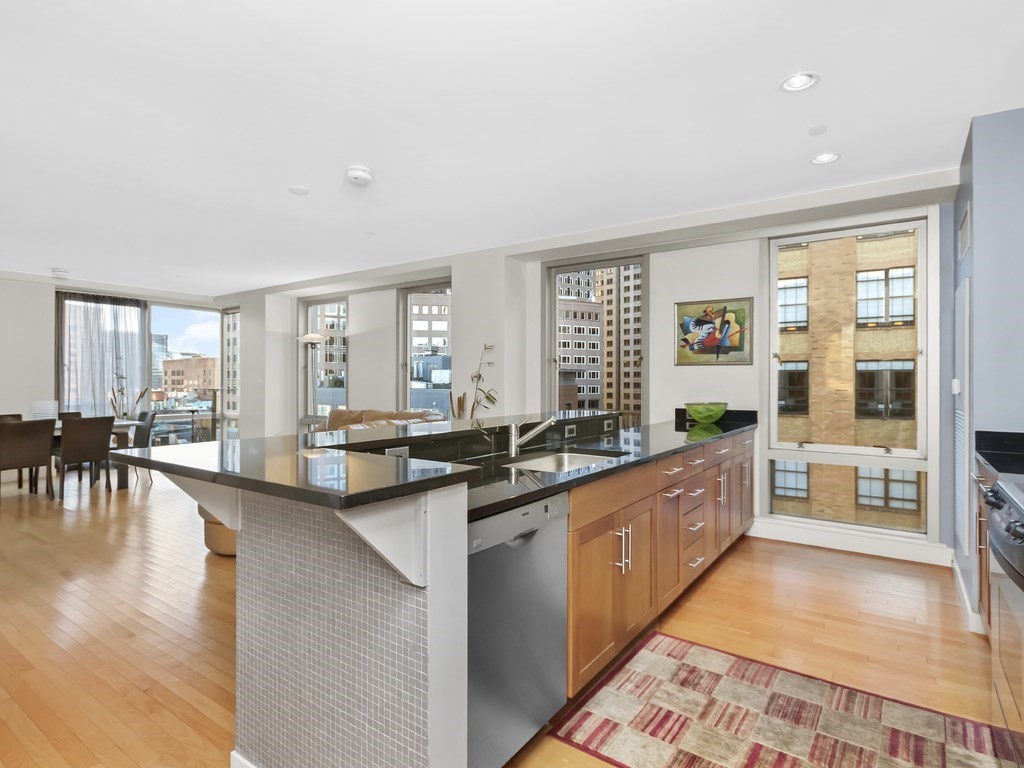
[746,516,953,567]
[230,751,258,768]
[952,558,987,635]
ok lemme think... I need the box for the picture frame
[674,297,753,365]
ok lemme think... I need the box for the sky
[151,306,221,357]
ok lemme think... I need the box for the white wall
[237,292,298,438]
[647,240,765,422]
[0,276,56,415]
[347,289,399,410]
[0,276,56,481]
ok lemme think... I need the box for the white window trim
[768,219,928,463]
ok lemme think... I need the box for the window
[773,461,809,498]
[770,222,926,533]
[856,268,915,327]
[559,354,571,364]
[856,467,919,511]
[778,277,808,331]
[552,262,642,420]
[307,301,348,417]
[406,287,452,416]
[855,361,915,418]
[778,361,809,415]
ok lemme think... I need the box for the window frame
[854,360,916,420]
[768,219,927,461]
[777,360,809,415]
[856,266,916,328]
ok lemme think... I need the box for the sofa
[315,408,446,432]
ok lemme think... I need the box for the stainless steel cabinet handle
[662,467,685,475]
[687,556,705,569]
[687,521,705,532]
[743,461,750,487]
[613,528,626,573]
[661,488,684,498]
[715,448,731,455]
[688,459,705,466]
[971,473,992,492]
[626,523,633,571]
[686,488,705,498]
[717,476,725,503]
[741,439,753,445]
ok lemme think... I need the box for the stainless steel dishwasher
[468,492,568,768]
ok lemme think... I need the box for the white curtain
[57,292,148,417]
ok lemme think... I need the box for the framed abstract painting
[674,297,753,365]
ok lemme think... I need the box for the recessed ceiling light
[808,125,827,136]
[288,185,310,195]
[811,152,840,165]
[780,72,820,92]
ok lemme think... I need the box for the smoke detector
[346,165,374,185]
[51,267,70,279]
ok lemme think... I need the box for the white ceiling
[2,1,1023,298]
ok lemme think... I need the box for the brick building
[774,230,923,531]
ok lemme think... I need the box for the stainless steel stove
[986,471,1024,765]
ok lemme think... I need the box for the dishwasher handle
[503,528,539,548]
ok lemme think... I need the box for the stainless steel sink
[501,448,628,473]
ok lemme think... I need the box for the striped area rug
[552,632,1011,768]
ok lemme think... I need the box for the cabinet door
[702,467,721,563]
[655,488,683,612]
[715,460,732,550]
[730,457,743,537]
[617,495,657,645]
[568,513,621,696]
[740,455,754,528]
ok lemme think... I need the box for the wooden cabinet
[618,496,657,642]
[567,428,756,696]
[568,513,620,694]
[655,468,705,612]
[568,493,656,696]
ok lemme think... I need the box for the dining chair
[130,411,157,481]
[58,411,82,420]
[0,419,56,506]
[54,416,114,500]
[0,413,25,489]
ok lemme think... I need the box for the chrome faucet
[508,416,558,457]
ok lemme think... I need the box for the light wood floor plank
[0,473,994,767]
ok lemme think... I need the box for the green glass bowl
[685,422,724,442]
[685,402,727,424]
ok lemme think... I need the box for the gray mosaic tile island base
[232,485,468,768]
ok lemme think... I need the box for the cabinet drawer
[734,433,755,454]
[681,506,705,549]
[703,437,735,469]
[656,447,706,486]
[681,538,707,585]
[569,461,659,531]
[657,480,705,514]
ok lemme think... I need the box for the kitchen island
[111,411,756,768]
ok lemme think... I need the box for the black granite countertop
[307,409,616,452]
[111,435,482,510]
[111,415,756,517]
[465,419,757,521]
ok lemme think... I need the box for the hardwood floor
[0,474,993,767]
[0,472,234,767]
